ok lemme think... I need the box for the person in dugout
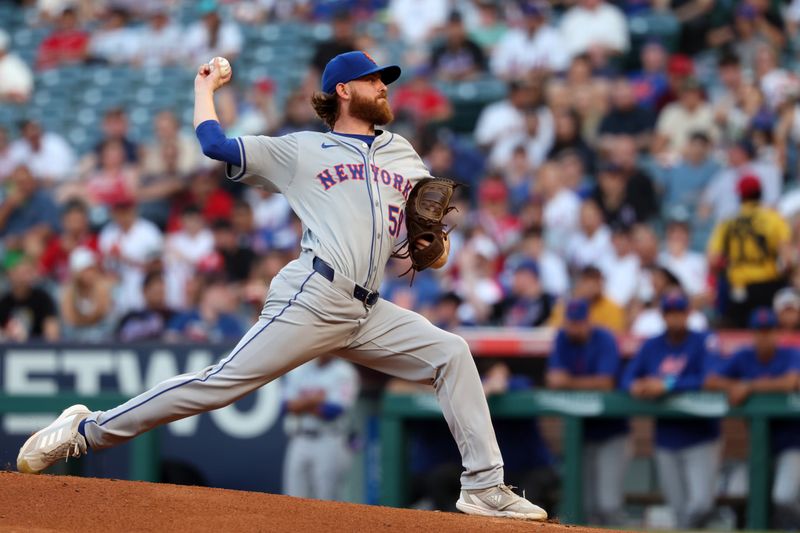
[281,355,359,501]
[546,298,629,526]
[622,289,721,529]
[705,308,800,530]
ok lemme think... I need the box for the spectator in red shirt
[85,139,139,206]
[475,179,522,254]
[391,65,452,126]
[36,8,89,70]
[167,167,233,232]
[40,199,98,282]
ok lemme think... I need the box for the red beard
[349,90,394,125]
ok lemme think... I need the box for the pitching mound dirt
[0,471,618,532]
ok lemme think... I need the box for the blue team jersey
[622,330,720,450]
[713,346,800,453]
[549,327,629,442]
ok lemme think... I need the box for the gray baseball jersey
[282,357,359,435]
[82,128,506,491]
[227,131,432,291]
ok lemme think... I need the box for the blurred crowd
[3,0,800,342]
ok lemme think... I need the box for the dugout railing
[380,390,800,529]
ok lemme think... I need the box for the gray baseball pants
[83,253,504,489]
[655,439,721,529]
[283,433,352,500]
[583,435,629,525]
[773,449,800,529]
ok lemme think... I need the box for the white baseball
[209,56,231,77]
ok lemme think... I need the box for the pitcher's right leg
[83,314,315,449]
[83,270,355,450]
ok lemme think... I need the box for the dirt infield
[0,471,621,532]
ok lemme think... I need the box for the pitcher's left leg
[338,299,546,520]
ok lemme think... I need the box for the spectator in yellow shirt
[708,175,792,327]
[549,266,626,333]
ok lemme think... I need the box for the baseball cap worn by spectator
[661,291,689,313]
[480,179,508,203]
[565,298,590,322]
[773,288,800,330]
[749,307,778,329]
[563,298,591,341]
[520,2,544,17]
[737,175,762,201]
[774,288,800,313]
[321,51,402,95]
[668,55,694,77]
[515,258,539,278]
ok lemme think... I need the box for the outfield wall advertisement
[0,344,287,492]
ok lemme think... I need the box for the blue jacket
[712,346,800,453]
[549,327,629,442]
[622,331,720,450]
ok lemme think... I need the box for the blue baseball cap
[514,259,539,277]
[520,2,544,17]
[661,291,689,313]
[749,307,778,329]
[565,299,589,322]
[321,51,401,95]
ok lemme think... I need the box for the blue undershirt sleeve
[195,120,242,166]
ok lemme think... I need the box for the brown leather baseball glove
[392,177,459,278]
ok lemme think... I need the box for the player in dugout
[622,289,721,529]
[546,298,629,526]
[705,308,800,530]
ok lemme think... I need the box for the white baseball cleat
[17,404,91,474]
[456,484,548,521]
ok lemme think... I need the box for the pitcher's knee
[440,334,471,363]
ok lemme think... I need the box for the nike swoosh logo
[321,142,337,149]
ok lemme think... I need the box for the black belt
[313,257,380,306]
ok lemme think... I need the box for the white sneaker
[456,484,548,521]
[17,404,91,474]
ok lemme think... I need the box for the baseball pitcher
[17,51,547,520]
